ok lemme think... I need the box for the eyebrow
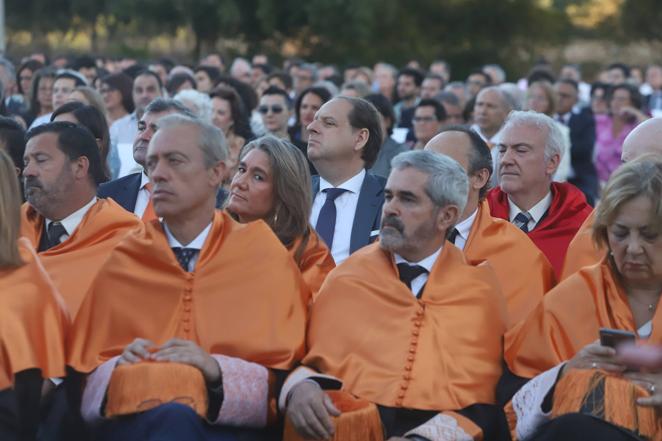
[498,142,534,149]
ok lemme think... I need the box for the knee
[146,402,200,424]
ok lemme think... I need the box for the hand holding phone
[600,328,636,349]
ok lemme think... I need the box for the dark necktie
[513,212,533,233]
[397,263,428,292]
[47,222,67,249]
[315,188,348,248]
[172,247,199,272]
[448,228,460,244]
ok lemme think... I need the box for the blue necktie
[315,188,348,248]
[397,263,428,291]
[172,247,199,272]
[46,222,67,249]
[513,212,533,233]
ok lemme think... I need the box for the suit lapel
[349,172,385,253]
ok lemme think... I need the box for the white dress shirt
[45,197,97,244]
[310,168,366,264]
[162,222,212,272]
[133,172,151,218]
[508,192,552,232]
[109,112,140,178]
[28,112,52,130]
[451,208,478,251]
[394,246,443,297]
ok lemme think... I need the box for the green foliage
[6,0,656,74]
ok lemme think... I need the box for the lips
[152,188,174,200]
[230,192,247,202]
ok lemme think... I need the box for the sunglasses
[258,105,284,114]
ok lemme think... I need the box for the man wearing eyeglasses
[412,99,447,150]
[258,86,292,141]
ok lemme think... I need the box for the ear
[353,128,370,153]
[545,153,560,177]
[471,168,490,194]
[15,166,21,177]
[72,156,90,180]
[208,159,227,188]
[436,204,460,235]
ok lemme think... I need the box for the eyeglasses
[258,105,284,114]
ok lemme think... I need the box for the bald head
[622,117,662,162]
[425,128,493,219]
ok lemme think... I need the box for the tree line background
[6,0,662,78]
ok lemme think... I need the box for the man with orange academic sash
[561,117,662,280]
[20,122,143,319]
[487,111,592,278]
[425,126,555,328]
[282,150,508,441]
[67,115,307,440]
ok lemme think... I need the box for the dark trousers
[94,403,271,441]
[529,413,642,441]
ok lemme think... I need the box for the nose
[500,147,515,166]
[382,197,399,218]
[307,119,319,134]
[625,234,644,256]
[22,160,37,177]
[231,170,248,190]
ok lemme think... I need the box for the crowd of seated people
[0,51,661,441]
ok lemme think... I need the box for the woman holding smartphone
[502,156,662,440]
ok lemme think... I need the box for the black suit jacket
[566,107,598,205]
[312,171,385,255]
[97,172,228,212]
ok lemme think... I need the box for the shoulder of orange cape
[560,209,604,281]
[289,229,335,303]
[19,199,144,318]
[464,202,556,328]
[0,238,69,389]
[305,241,507,411]
[67,210,307,374]
[505,258,662,378]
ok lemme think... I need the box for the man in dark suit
[98,99,228,215]
[555,79,598,205]
[308,96,385,264]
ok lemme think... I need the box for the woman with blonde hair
[226,135,334,300]
[0,150,68,441]
[503,155,662,441]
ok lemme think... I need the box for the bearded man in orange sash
[20,122,143,318]
[282,150,508,441]
[426,126,555,328]
[67,115,307,441]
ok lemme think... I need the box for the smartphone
[599,328,636,349]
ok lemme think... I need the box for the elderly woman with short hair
[503,155,662,440]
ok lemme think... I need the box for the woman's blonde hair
[229,135,313,264]
[527,80,557,116]
[0,150,24,267]
[593,154,662,249]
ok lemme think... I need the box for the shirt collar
[45,197,97,236]
[140,171,150,190]
[507,192,552,224]
[162,222,212,250]
[319,168,366,194]
[454,208,478,242]
[394,245,443,273]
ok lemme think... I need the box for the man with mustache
[487,111,592,278]
[283,150,508,441]
[21,121,142,318]
[425,126,555,328]
[68,115,307,440]
[98,98,196,221]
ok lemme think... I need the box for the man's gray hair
[479,85,522,112]
[157,114,228,166]
[0,57,15,82]
[391,150,468,214]
[498,110,567,162]
[483,64,506,84]
[144,97,196,118]
[174,89,213,123]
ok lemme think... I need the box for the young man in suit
[307,96,385,264]
[554,79,598,205]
